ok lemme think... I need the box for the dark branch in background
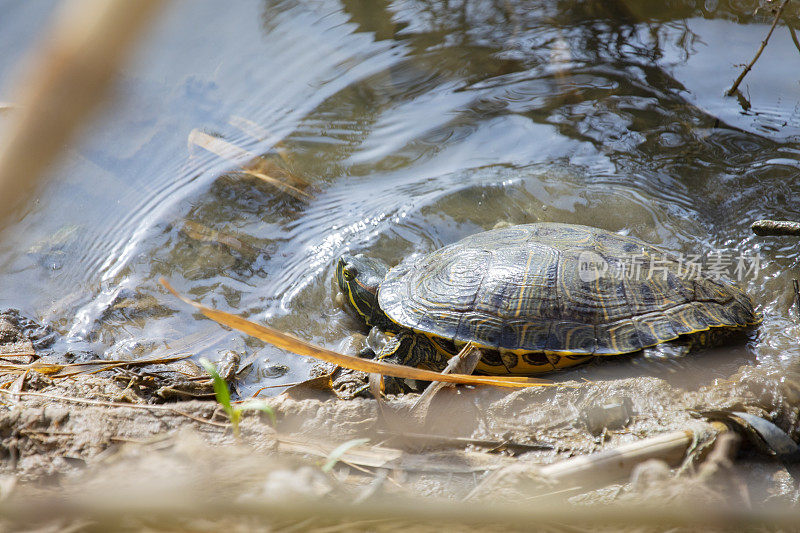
[788,20,800,54]
[726,0,791,96]
[752,219,800,317]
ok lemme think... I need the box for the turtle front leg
[373,331,449,393]
[375,331,448,370]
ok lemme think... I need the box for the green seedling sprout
[199,357,275,437]
[322,438,369,473]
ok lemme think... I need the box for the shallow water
[0,0,799,396]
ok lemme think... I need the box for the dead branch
[726,0,790,96]
[410,343,481,419]
[788,20,800,54]
[751,219,800,236]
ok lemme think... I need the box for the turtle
[335,223,760,377]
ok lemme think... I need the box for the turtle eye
[342,265,357,281]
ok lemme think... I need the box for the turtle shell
[378,223,759,357]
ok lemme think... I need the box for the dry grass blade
[188,129,258,162]
[188,129,310,201]
[50,354,192,378]
[227,115,306,185]
[181,220,256,254]
[237,170,311,201]
[159,278,554,389]
[277,436,510,474]
[8,370,29,402]
[0,360,70,377]
[789,21,800,54]
[0,354,190,379]
[0,389,228,428]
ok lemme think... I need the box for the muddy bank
[0,309,798,531]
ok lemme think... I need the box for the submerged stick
[276,435,510,474]
[751,219,800,236]
[726,0,790,96]
[227,116,302,181]
[538,428,695,487]
[188,129,310,201]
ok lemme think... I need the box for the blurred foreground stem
[0,0,165,231]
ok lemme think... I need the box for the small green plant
[200,357,275,437]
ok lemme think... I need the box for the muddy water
[0,1,798,397]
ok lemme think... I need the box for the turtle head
[336,254,391,329]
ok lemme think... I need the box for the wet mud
[0,309,797,531]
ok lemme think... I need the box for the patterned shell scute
[378,223,759,356]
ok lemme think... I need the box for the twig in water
[793,279,800,315]
[187,130,310,201]
[250,381,306,396]
[276,435,510,474]
[751,219,800,236]
[726,0,790,96]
